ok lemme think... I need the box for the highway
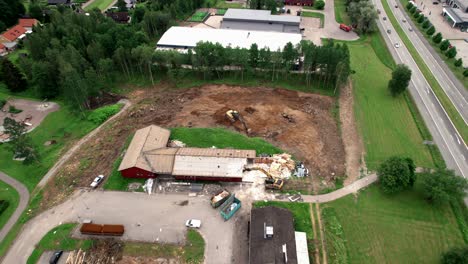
[372,0,468,179]
[385,0,468,124]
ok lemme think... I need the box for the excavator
[244,167,284,190]
[226,110,250,135]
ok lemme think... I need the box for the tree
[388,64,411,96]
[432,32,442,44]
[440,39,450,51]
[406,2,414,9]
[3,117,39,164]
[422,19,430,29]
[426,26,435,36]
[117,0,128,12]
[410,6,417,13]
[133,6,146,23]
[441,247,468,264]
[249,43,259,68]
[421,169,468,204]
[0,59,27,92]
[454,58,462,67]
[377,156,416,194]
[347,0,378,34]
[464,69,468,77]
[417,15,425,23]
[315,0,325,10]
[3,117,26,141]
[413,12,421,19]
[28,3,43,20]
[445,47,457,58]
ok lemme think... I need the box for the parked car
[402,18,407,23]
[409,27,413,32]
[186,219,202,228]
[387,29,392,34]
[90,175,104,188]
[394,42,401,48]
[49,250,63,264]
[339,24,352,32]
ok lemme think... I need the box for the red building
[284,0,314,6]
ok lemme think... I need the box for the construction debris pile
[66,239,123,264]
[252,153,296,179]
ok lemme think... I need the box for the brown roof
[118,125,171,171]
[144,148,179,174]
[176,147,255,158]
[18,19,39,28]
[2,25,26,42]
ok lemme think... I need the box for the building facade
[221,9,301,33]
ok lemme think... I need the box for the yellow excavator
[244,167,284,190]
[226,110,250,135]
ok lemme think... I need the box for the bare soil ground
[40,84,346,210]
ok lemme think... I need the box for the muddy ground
[41,84,348,209]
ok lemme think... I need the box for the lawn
[381,0,468,144]
[302,11,325,28]
[84,0,115,11]
[348,35,434,170]
[188,11,209,22]
[334,0,351,25]
[0,181,19,231]
[321,182,465,263]
[212,0,244,9]
[27,223,93,264]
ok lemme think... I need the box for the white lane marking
[455,134,461,145]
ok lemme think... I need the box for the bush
[8,105,22,114]
[417,15,425,23]
[440,39,450,51]
[0,99,6,109]
[441,247,468,264]
[87,103,123,125]
[314,0,325,10]
[426,26,435,36]
[422,19,430,28]
[377,156,416,194]
[421,169,468,205]
[406,2,414,9]
[446,47,457,58]
[410,6,417,13]
[432,32,443,44]
[0,200,9,216]
[464,69,468,77]
[454,58,463,67]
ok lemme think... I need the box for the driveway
[2,191,234,264]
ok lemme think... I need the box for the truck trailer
[80,223,125,236]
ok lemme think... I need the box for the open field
[0,181,19,231]
[84,0,114,11]
[381,0,468,144]
[322,182,465,263]
[348,36,434,170]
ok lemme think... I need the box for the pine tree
[0,59,27,92]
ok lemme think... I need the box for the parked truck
[219,194,241,221]
[80,223,124,236]
[210,189,231,208]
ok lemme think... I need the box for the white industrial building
[156,26,302,52]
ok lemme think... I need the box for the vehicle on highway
[409,27,413,31]
[433,1,439,4]
[402,18,406,22]
[49,250,63,264]
[186,219,202,228]
[464,38,468,43]
[395,4,398,8]
[90,175,104,188]
[377,9,381,14]
[383,16,387,20]
[394,42,401,48]
[387,29,391,34]
[339,24,352,32]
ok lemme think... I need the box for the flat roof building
[156,26,302,52]
[221,8,301,33]
[442,7,468,29]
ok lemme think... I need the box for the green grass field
[334,0,351,24]
[212,0,244,9]
[188,11,209,22]
[302,11,325,28]
[322,182,465,263]
[348,36,434,170]
[84,0,115,11]
[0,181,19,231]
[381,0,468,144]
[27,223,93,264]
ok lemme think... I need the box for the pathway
[0,172,29,242]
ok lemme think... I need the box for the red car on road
[339,24,352,32]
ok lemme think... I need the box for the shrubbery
[0,200,9,216]
[441,247,468,264]
[87,103,123,125]
[314,0,325,10]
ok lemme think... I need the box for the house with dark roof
[106,12,131,23]
[249,206,310,264]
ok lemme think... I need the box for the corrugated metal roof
[156,27,302,51]
[118,125,171,171]
[224,8,300,24]
[177,147,256,158]
[144,148,179,174]
[172,156,248,177]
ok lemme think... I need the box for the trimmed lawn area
[84,0,115,11]
[321,182,465,263]
[381,0,468,144]
[188,11,209,22]
[27,223,93,264]
[0,181,19,231]
[213,0,244,9]
[348,36,434,170]
[334,0,351,24]
[302,11,325,28]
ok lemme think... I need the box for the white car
[90,175,104,188]
[186,219,202,228]
[394,42,401,48]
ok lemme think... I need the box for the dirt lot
[41,84,346,209]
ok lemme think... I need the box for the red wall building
[120,167,155,178]
[284,0,314,6]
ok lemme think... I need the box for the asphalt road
[387,0,468,123]
[372,0,468,179]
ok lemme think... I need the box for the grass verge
[381,0,468,144]
[27,223,93,264]
[322,180,465,263]
[334,0,351,24]
[0,181,19,231]
[302,11,325,28]
[84,0,115,11]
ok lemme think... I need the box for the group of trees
[144,0,205,20]
[0,0,25,32]
[3,118,39,164]
[0,59,27,93]
[346,0,378,34]
[247,0,281,13]
[377,156,468,204]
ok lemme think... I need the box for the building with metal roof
[118,125,256,181]
[442,7,468,29]
[156,26,302,52]
[221,9,301,33]
[447,0,468,12]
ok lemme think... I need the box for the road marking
[455,134,461,145]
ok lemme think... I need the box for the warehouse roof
[156,27,302,51]
[223,8,300,24]
[444,7,468,23]
[250,206,298,264]
[176,147,255,158]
